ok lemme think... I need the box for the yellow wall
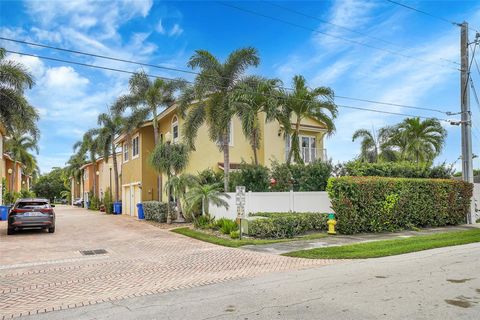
[97,154,123,201]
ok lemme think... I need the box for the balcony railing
[285,148,327,163]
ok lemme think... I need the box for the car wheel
[7,228,15,235]
[48,227,55,233]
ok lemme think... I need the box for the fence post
[289,190,294,212]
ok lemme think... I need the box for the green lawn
[171,227,327,248]
[284,228,480,259]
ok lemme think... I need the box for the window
[123,142,129,162]
[132,135,139,159]
[172,116,179,143]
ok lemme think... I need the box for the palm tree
[149,142,189,223]
[4,128,39,192]
[165,173,198,221]
[96,110,125,202]
[352,129,378,163]
[179,47,260,191]
[280,75,337,164]
[74,129,100,196]
[0,48,37,132]
[231,76,282,165]
[185,183,230,217]
[392,117,447,164]
[113,72,185,201]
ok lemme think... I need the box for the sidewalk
[241,224,480,255]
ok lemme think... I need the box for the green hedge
[270,160,332,192]
[327,176,473,234]
[143,201,174,223]
[248,212,328,238]
[343,161,453,179]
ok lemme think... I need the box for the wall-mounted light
[7,168,12,175]
[96,171,100,176]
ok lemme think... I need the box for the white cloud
[6,54,45,80]
[156,20,166,34]
[43,66,89,91]
[169,24,183,37]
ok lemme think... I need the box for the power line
[267,1,460,66]
[385,0,458,26]
[217,1,460,71]
[0,39,459,114]
[5,49,455,123]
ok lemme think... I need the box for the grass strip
[283,228,480,259]
[171,227,326,248]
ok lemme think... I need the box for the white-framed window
[285,134,317,163]
[123,142,129,162]
[132,135,139,159]
[171,116,179,143]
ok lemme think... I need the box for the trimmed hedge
[327,176,473,234]
[343,161,453,179]
[143,201,174,223]
[248,212,328,238]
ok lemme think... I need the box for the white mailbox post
[235,186,246,238]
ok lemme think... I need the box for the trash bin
[114,202,122,215]
[0,206,9,221]
[136,203,144,220]
[86,201,90,209]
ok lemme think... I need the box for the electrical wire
[216,1,460,71]
[5,49,455,124]
[0,39,459,114]
[385,0,459,26]
[266,1,460,66]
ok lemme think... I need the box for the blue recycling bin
[0,206,9,221]
[114,202,122,215]
[136,203,144,220]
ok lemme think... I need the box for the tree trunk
[11,160,17,192]
[287,118,301,165]
[92,158,97,198]
[201,197,205,216]
[223,133,230,192]
[112,142,119,202]
[166,173,172,224]
[252,129,258,165]
[152,108,162,202]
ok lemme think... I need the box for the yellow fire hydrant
[327,213,337,235]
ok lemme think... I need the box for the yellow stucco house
[115,104,328,217]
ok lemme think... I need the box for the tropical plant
[0,47,38,132]
[60,190,71,204]
[279,75,337,164]
[113,72,185,201]
[31,167,68,202]
[185,183,230,217]
[73,129,100,195]
[96,110,125,202]
[352,127,397,163]
[390,117,447,164]
[231,76,281,165]
[149,142,189,223]
[179,47,260,191]
[4,127,39,192]
[164,173,198,221]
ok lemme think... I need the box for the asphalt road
[24,242,480,320]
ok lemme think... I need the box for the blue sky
[1,0,480,173]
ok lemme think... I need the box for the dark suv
[7,198,56,235]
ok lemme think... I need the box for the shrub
[194,215,215,229]
[343,161,453,179]
[89,193,100,210]
[327,176,473,234]
[20,189,35,198]
[229,162,270,192]
[3,191,20,205]
[248,212,328,238]
[230,230,240,239]
[215,218,238,234]
[103,188,113,214]
[143,201,174,223]
[270,160,332,192]
[197,169,223,188]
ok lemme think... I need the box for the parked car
[7,198,56,235]
[73,198,84,207]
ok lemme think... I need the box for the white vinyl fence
[474,183,480,220]
[210,191,332,220]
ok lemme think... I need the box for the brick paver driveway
[0,206,337,319]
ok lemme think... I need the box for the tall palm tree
[231,76,281,165]
[351,126,397,163]
[74,129,100,196]
[0,47,37,132]
[4,128,38,192]
[393,117,447,164]
[149,142,189,223]
[179,47,260,191]
[280,75,337,164]
[185,183,230,217]
[113,72,185,201]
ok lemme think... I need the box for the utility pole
[460,21,475,224]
